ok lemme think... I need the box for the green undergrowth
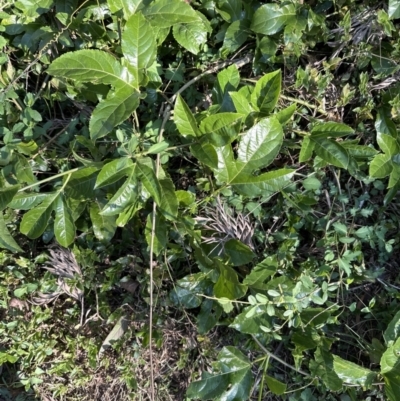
[1,0,400,400]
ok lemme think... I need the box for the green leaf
[332,355,376,388]
[376,108,397,137]
[136,159,162,204]
[90,86,141,141]
[199,113,243,146]
[216,0,242,22]
[243,256,278,289]
[173,22,208,55]
[221,19,250,54]
[8,192,51,210]
[251,70,281,115]
[101,174,138,216]
[237,117,283,172]
[369,153,393,178]
[230,305,272,334]
[159,177,178,220]
[214,261,247,299]
[275,103,296,125]
[251,3,296,35]
[380,337,400,401]
[95,157,134,188]
[389,0,400,19]
[230,91,254,115]
[0,185,19,211]
[47,49,136,89]
[98,315,129,358]
[265,375,287,395]
[145,212,167,256]
[312,138,350,169]
[20,193,59,239]
[213,64,240,112]
[170,272,210,308]
[377,133,400,156]
[311,122,354,138]
[299,136,315,162]
[197,299,223,334]
[65,167,98,200]
[15,0,54,18]
[89,201,117,242]
[310,347,343,391]
[384,310,400,346]
[174,94,200,137]
[54,195,75,247]
[143,0,202,28]
[187,346,253,400]
[224,239,254,266]
[0,212,23,253]
[107,0,141,17]
[14,155,36,184]
[190,142,219,169]
[122,12,156,77]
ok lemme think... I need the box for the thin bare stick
[251,334,311,377]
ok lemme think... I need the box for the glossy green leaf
[170,272,210,308]
[369,153,393,178]
[190,142,219,169]
[122,12,156,76]
[90,86,141,141]
[230,91,254,115]
[377,133,400,156]
[333,355,376,387]
[187,346,253,400]
[251,70,281,115]
[237,117,283,172]
[65,167,99,200]
[384,310,400,345]
[54,195,75,247]
[89,201,117,242]
[299,136,315,162]
[224,239,254,266]
[216,0,242,22]
[95,157,134,188]
[146,141,169,155]
[20,193,59,239]
[0,212,23,253]
[197,299,223,334]
[143,0,202,28]
[213,64,240,112]
[101,174,138,216]
[275,103,296,125]
[251,3,296,35]
[14,155,36,184]
[380,337,400,401]
[199,113,243,146]
[159,177,178,220]
[214,261,247,299]
[312,138,350,169]
[311,122,354,138]
[174,94,200,137]
[136,160,162,204]
[8,192,49,210]
[0,185,19,211]
[107,0,141,17]
[265,375,287,395]
[376,108,397,137]
[173,22,208,55]
[222,19,250,54]
[47,49,136,89]
[389,0,400,19]
[15,0,54,18]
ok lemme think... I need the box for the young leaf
[107,0,141,17]
[89,86,141,141]
[20,193,59,239]
[0,212,23,253]
[251,70,281,115]
[377,133,400,156]
[54,195,75,247]
[265,375,287,395]
[275,103,296,125]
[299,136,315,162]
[230,91,254,115]
[389,0,400,19]
[174,94,200,137]
[122,12,156,77]
[369,153,393,178]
